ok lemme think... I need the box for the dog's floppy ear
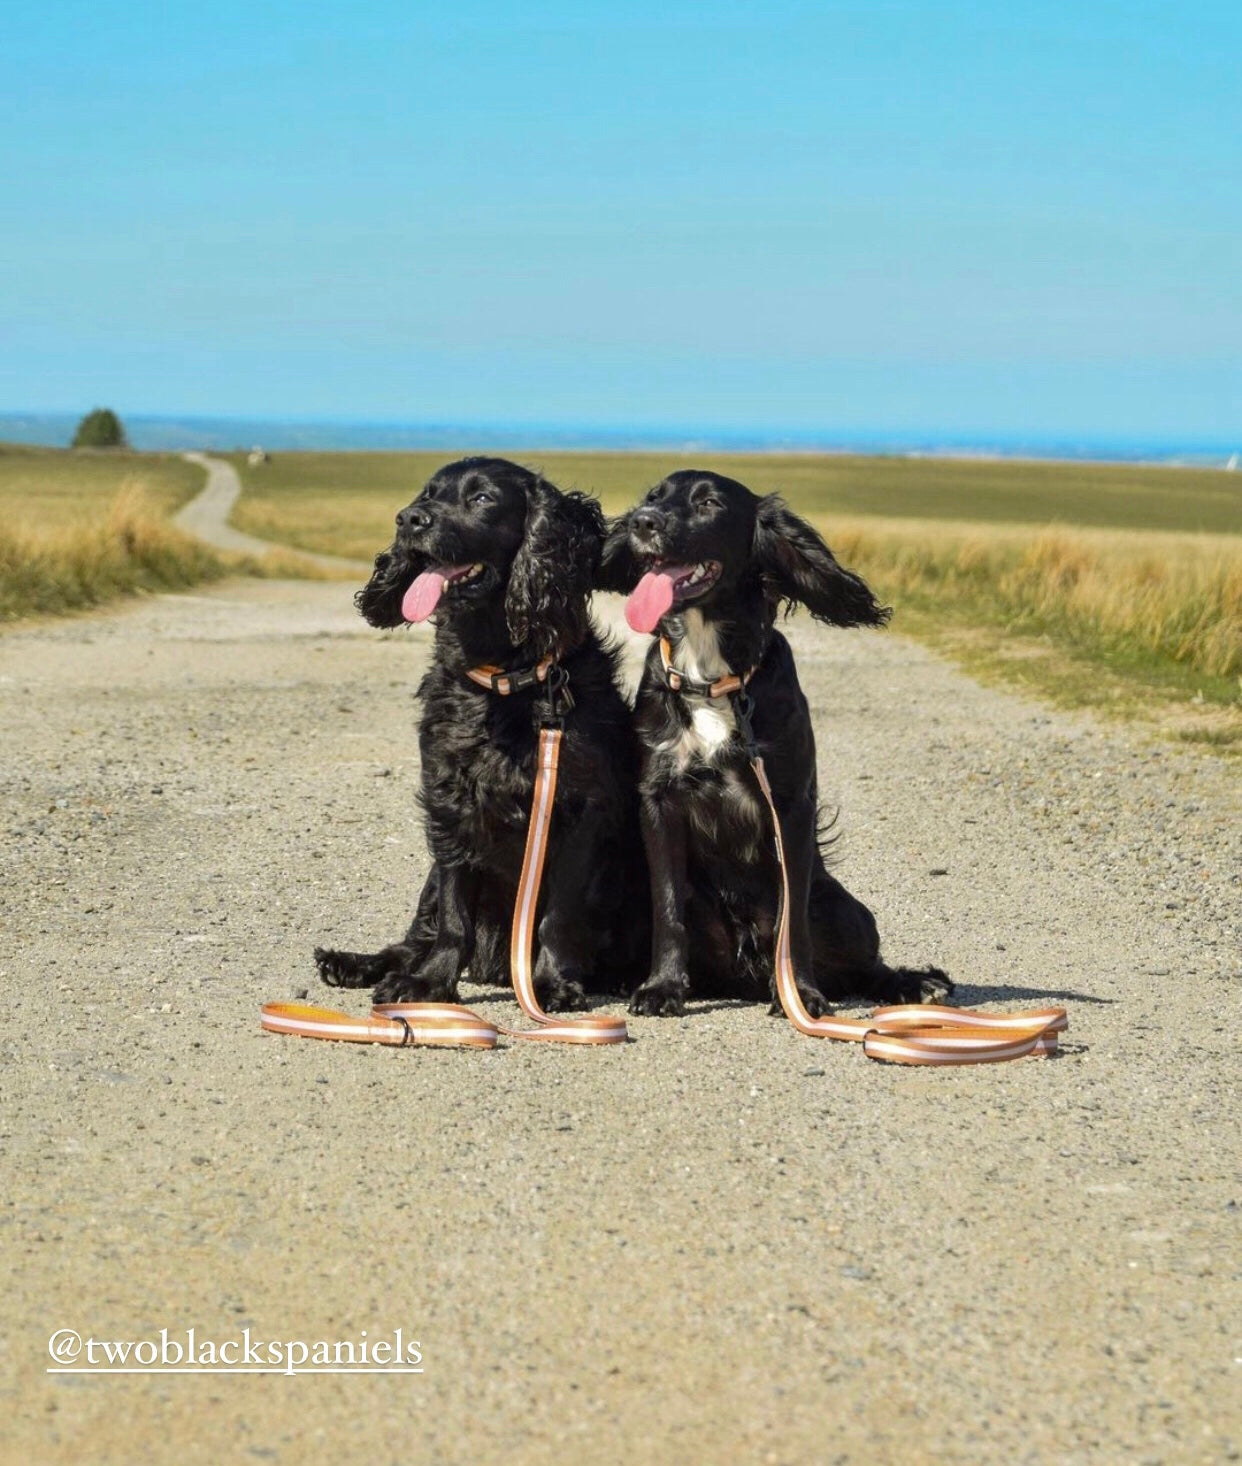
[596,511,639,593]
[354,547,411,628]
[752,495,890,628]
[505,478,604,655]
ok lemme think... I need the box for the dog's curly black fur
[600,468,952,1019]
[315,456,647,1010]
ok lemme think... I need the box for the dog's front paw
[628,978,689,1017]
[916,967,954,1003]
[770,981,830,1020]
[373,968,458,1006]
[867,964,954,1005]
[535,975,589,1012]
[315,947,382,989]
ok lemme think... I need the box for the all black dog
[600,468,952,1018]
[315,456,645,1010]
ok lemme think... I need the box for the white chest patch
[659,700,736,770]
[660,612,738,768]
[688,701,735,757]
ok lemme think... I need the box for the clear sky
[3,0,1239,444]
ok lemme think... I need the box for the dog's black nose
[632,508,665,539]
[397,504,431,534]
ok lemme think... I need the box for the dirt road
[175,454,369,573]
[2,577,1238,1463]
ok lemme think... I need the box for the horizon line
[1,409,1238,468]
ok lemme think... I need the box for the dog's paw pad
[538,980,589,1013]
[797,986,830,1019]
[770,987,829,1020]
[374,968,458,1005]
[628,985,687,1018]
[918,968,954,1003]
[315,948,350,987]
[373,973,418,1005]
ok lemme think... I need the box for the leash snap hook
[543,663,573,724]
[730,687,758,758]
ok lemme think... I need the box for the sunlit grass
[0,446,341,620]
[824,517,1241,683]
[819,515,1241,746]
[0,482,229,620]
[0,443,203,532]
[229,448,1242,553]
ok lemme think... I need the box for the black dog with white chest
[315,456,645,1011]
[600,468,951,1019]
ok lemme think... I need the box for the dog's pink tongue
[402,570,448,623]
[625,567,691,634]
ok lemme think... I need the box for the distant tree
[71,408,128,449]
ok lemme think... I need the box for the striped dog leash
[659,653,1068,1065]
[262,670,628,1048]
[749,750,1067,1064]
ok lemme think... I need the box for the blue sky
[2,0,1239,443]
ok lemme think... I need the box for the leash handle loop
[259,1001,497,1048]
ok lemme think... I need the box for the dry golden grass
[0,483,229,621]
[828,518,1240,680]
[229,448,1242,541]
[0,448,347,620]
[821,515,1242,733]
[0,445,203,532]
[0,446,226,620]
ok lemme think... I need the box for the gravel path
[175,454,370,573]
[2,578,1238,1464]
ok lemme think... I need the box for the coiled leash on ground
[657,639,1067,1063]
[725,682,1068,1064]
[261,663,628,1049]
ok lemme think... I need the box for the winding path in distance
[176,451,370,573]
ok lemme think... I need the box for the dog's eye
[697,496,722,511]
[470,490,495,507]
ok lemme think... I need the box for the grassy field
[824,515,1240,740]
[230,449,1241,746]
[0,445,229,620]
[229,449,1242,552]
[0,443,204,531]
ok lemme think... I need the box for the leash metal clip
[542,664,574,726]
[730,687,758,759]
